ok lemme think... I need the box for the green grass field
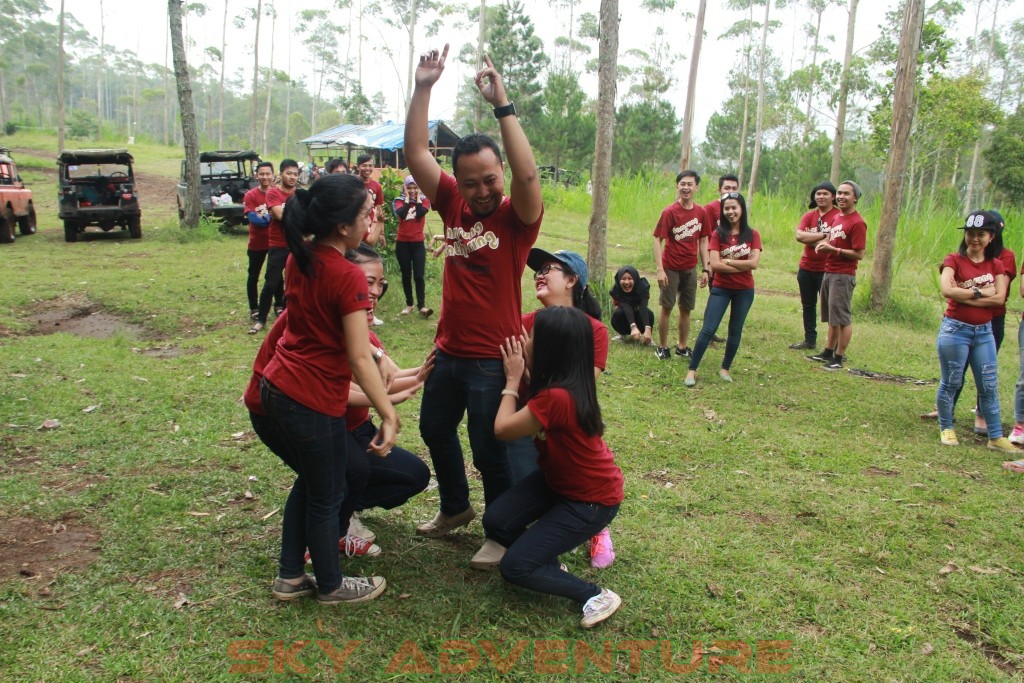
[1,134,1023,681]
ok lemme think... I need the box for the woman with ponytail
[256,173,400,605]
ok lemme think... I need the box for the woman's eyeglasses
[722,192,741,200]
[535,264,566,277]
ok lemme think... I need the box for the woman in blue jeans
[685,192,761,387]
[257,173,400,605]
[935,210,1017,454]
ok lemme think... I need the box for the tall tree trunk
[951,148,960,188]
[963,0,999,212]
[218,0,228,147]
[928,144,942,209]
[473,0,486,131]
[0,71,8,133]
[96,0,105,138]
[746,0,771,200]
[284,13,292,157]
[802,6,824,143]
[261,7,276,154]
[870,0,924,310]
[679,0,707,170]
[170,0,201,228]
[163,33,170,145]
[735,2,755,183]
[250,0,263,148]
[830,0,858,185]
[404,4,418,113]
[57,0,66,151]
[588,0,619,308]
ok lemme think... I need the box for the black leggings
[796,268,825,345]
[395,241,427,308]
[257,247,289,324]
[610,306,654,336]
[247,249,283,312]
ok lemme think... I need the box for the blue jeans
[483,470,619,605]
[419,349,510,515]
[935,317,1002,437]
[349,420,430,511]
[259,380,348,593]
[689,287,756,372]
[1015,320,1024,424]
[507,436,540,484]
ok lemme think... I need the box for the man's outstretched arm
[404,45,448,203]
[475,55,541,225]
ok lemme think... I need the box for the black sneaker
[807,349,834,362]
[823,355,844,370]
[655,347,671,360]
[674,346,691,358]
[789,340,814,350]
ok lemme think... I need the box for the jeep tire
[64,220,78,243]
[128,216,142,239]
[0,207,15,244]
[18,204,37,235]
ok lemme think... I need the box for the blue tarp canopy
[300,120,460,153]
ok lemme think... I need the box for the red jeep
[0,147,37,244]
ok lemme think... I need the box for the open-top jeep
[58,149,141,242]
[0,147,37,244]
[176,150,261,227]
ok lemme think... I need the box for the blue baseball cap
[527,248,589,288]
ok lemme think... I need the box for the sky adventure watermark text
[226,638,793,675]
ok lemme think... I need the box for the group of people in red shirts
[244,44,626,630]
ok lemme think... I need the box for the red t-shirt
[364,178,384,239]
[710,229,762,290]
[704,198,722,228]
[942,253,1006,325]
[265,186,294,249]
[432,171,542,358]
[244,186,271,251]
[993,248,1017,317]
[394,197,431,243]
[527,387,624,507]
[797,207,840,272]
[345,330,383,431]
[263,246,372,417]
[653,202,711,271]
[824,210,867,275]
[243,311,288,415]
[521,310,609,371]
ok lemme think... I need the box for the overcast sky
[64,0,1014,143]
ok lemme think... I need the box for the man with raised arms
[403,44,543,568]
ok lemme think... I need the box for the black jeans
[257,380,348,593]
[247,249,283,313]
[610,306,654,336]
[257,247,289,324]
[797,268,825,345]
[345,420,431,515]
[483,469,619,604]
[395,241,427,308]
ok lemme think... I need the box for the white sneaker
[372,316,384,326]
[611,334,623,342]
[1009,425,1024,446]
[580,588,621,628]
[349,513,376,543]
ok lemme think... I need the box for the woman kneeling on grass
[936,210,1017,455]
[684,192,761,387]
[256,173,399,605]
[483,306,624,629]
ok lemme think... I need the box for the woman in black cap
[609,265,654,344]
[935,210,1016,454]
[789,181,839,350]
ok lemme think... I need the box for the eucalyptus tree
[169,0,201,228]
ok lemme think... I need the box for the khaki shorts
[659,267,698,311]
[820,272,855,326]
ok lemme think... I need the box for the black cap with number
[960,210,1000,231]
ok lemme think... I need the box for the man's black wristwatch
[493,101,517,119]
[972,286,982,300]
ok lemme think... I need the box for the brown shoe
[416,507,476,538]
[469,539,506,570]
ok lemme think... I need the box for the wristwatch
[972,286,982,300]
[493,101,517,119]
[373,347,385,362]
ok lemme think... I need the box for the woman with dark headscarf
[609,266,653,344]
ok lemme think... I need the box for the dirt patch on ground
[24,294,148,340]
[0,514,101,583]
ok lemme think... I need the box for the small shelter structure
[300,120,460,169]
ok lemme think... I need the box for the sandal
[249,309,259,321]
[419,307,433,319]
[1002,460,1024,473]
[919,410,938,420]
[401,305,415,315]
[248,322,265,335]
[274,306,285,317]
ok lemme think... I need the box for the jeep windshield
[199,160,248,179]
[65,163,132,180]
